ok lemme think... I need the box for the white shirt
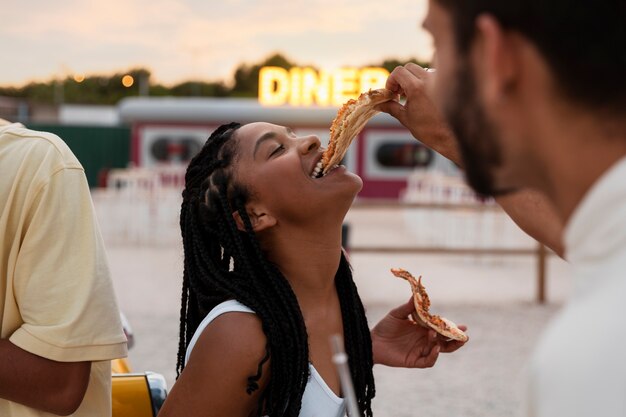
[527,156,626,416]
[186,300,346,417]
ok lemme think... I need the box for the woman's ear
[232,206,277,233]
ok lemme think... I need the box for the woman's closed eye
[269,144,285,158]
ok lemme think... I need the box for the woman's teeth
[311,160,323,178]
[310,160,339,179]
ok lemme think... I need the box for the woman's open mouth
[310,160,340,179]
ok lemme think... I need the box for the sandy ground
[105,208,573,417]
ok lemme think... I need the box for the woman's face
[232,122,363,225]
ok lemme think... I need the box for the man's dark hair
[435,0,626,117]
[177,122,375,416]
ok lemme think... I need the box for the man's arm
[0,339,90,416]
[378,64,565,257]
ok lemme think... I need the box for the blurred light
[259,66,389,107]
[360,67,389,92]
[259,67,290,106]
[122,75,135,88]
[302,68,330,106]
[332,68,359,106]
[289,68,302,106]
[73,74,85,83]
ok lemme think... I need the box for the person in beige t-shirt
[0,120,127,416]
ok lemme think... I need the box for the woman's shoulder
[161,304,270,416]
[209,299,255,316]
[190,301,266,364]
[186,300,258,358]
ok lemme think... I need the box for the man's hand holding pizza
[376,64,462,165]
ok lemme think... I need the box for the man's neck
[535,114,626,224]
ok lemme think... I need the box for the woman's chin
[335,186,361,217]
[344,172,363,194]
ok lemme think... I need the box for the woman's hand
[370,297,468,368]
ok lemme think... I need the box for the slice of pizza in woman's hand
[391,268,469,342]
[311,88,395,178]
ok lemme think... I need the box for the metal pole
[54,78,64,105]
[349,201,553,303]
[139,73,150,97]
[537,243,547,304]
[330,334,360,417]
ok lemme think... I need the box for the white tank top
[185,300,346,417]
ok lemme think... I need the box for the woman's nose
[298,135,321,154]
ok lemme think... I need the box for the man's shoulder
[0,122,82,170]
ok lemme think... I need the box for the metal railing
[348,200,551,303]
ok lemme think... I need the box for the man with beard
[378,0,626,416]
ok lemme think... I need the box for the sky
[1,0,434,87]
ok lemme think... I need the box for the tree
[170,81,229,97]
[377,58,431,73]
[0,54,431,104]
[230,53,297,97]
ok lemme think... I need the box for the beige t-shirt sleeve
[9,166,128,362]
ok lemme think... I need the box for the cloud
[0,0,432,86]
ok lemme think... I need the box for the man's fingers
[404,62,428,77]
[385,66,404,93]
[385,66,424,96]
[376,100,407,125]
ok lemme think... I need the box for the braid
[175,256,189,378]
[234,197,310,411]
[177,122,375,416]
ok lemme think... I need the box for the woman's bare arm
[158,312,270,417]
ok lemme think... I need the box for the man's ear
[474,14,518,104]
[232,206,277,233]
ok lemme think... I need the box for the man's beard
[442,60,518,197]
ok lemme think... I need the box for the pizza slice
[391,268,468,342]
[312,88,395,178]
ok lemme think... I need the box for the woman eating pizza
[157,122,468,417]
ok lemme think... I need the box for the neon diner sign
[258,66,389,107]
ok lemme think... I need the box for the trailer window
[150,137,201,162]
[376,143,433,168]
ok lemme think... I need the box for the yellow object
[112,358,132,374]
[259,66,389,106]
[0,120,128,417]
[259,67,290,106]
[122,75,135,87]
[112,374,154,417]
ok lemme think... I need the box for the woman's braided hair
[177,122,375,416]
